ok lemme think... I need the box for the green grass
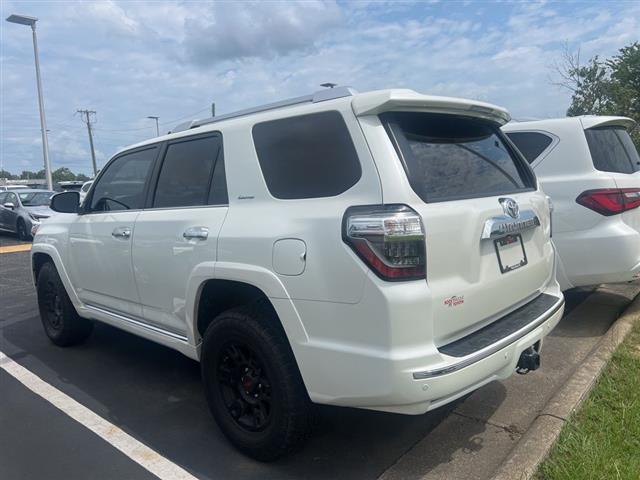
[537,322,640,480]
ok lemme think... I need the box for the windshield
[19,192,53,206]
[381,112,534,202]
[585,127,640,174]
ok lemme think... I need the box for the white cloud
[1,0,638,174]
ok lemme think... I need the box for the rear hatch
[583,120,640,231]
[379,111,553,345]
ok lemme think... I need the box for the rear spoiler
[351,89,511,126]
[580,116,636,131]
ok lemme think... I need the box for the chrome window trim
[412,295,564,379]
[85,304,188,342]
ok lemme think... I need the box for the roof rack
[171,86,357,133]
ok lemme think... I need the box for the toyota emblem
[499,198,519,219]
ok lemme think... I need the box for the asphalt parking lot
[1,231,638,480]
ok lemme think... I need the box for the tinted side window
[0,193,7,204]
[252,111,362,199]
[585,127,638,174]
[90,147,156,211]
[505,132,553,163]
[382,112,532,203]
[153,135,224,208]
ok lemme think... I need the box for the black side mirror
[50,191,80,213]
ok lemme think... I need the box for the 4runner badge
[444,295,464,307]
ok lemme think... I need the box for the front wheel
[17,218,30,241]
[200,303,313,461]
[36,262,93,346]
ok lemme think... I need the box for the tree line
[555,41,639,147]
[0,167,91,182]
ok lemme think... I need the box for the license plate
[494,234,527,273]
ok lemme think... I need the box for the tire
[16,218,30,241]
[36,262,93,346]
[200,301,313,461]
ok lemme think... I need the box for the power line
[77,109,98,176]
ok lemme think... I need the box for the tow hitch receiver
[516,345,540,375]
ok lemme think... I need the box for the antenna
[320,83,337,89]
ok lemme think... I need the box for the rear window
[382,112,534,203]
[585,127,640,174]
[252,111,361,199]
[505,131,553,164]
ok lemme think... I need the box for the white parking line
[0,351,198,480]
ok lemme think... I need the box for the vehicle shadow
[1,315,502,480]
[552,287,632,339]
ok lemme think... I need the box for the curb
[492,289,640,480]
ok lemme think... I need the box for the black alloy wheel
[217,341,273,432]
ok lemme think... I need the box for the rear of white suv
[504,116,640,290]
[33,88,563,461]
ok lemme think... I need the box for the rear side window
[252,111,362,199]
[90,147,157,211]
[382,112,533,203]
[586,127,640,174]
[505,132,553,163]
[153,135,226,208]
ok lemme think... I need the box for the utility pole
[147,116,160,136]
[78,109,97,176]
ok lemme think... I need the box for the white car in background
[504,116,640,290]
[79,180,93,204]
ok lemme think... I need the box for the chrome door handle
[183,226,209,240]
[112,227,131,239]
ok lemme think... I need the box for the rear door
[379,112,552,344]
[132,133,228,337]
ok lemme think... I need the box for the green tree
[555,42,640,147]
[51,167,76,182]
[0,169,17,180]
[76,173,90,182]
[20,170,42,180]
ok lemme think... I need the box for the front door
[67,145,158,317]
[132,133,228,336]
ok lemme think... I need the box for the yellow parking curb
[0,244,32,254]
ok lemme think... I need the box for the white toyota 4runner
[33,87,564,460]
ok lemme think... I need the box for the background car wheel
[36,262,93,346]
[201,301,314,461]
[16,219,30,241]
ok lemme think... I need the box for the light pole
[6,14,53,190]
[147,116,160,136]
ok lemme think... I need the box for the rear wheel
[200,302,313,461]
[16,218,29,241]
[36,262,93,346]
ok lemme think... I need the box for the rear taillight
[343,205,426,281]
[576,188,640,216]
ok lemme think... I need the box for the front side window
[252,111,362,199]
[586,127,640,174]
[153,135,226,208]
[90,147,157,211]
[382,112,533,203]
[505,132,554,164]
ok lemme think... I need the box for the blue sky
[1,0,639,175]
